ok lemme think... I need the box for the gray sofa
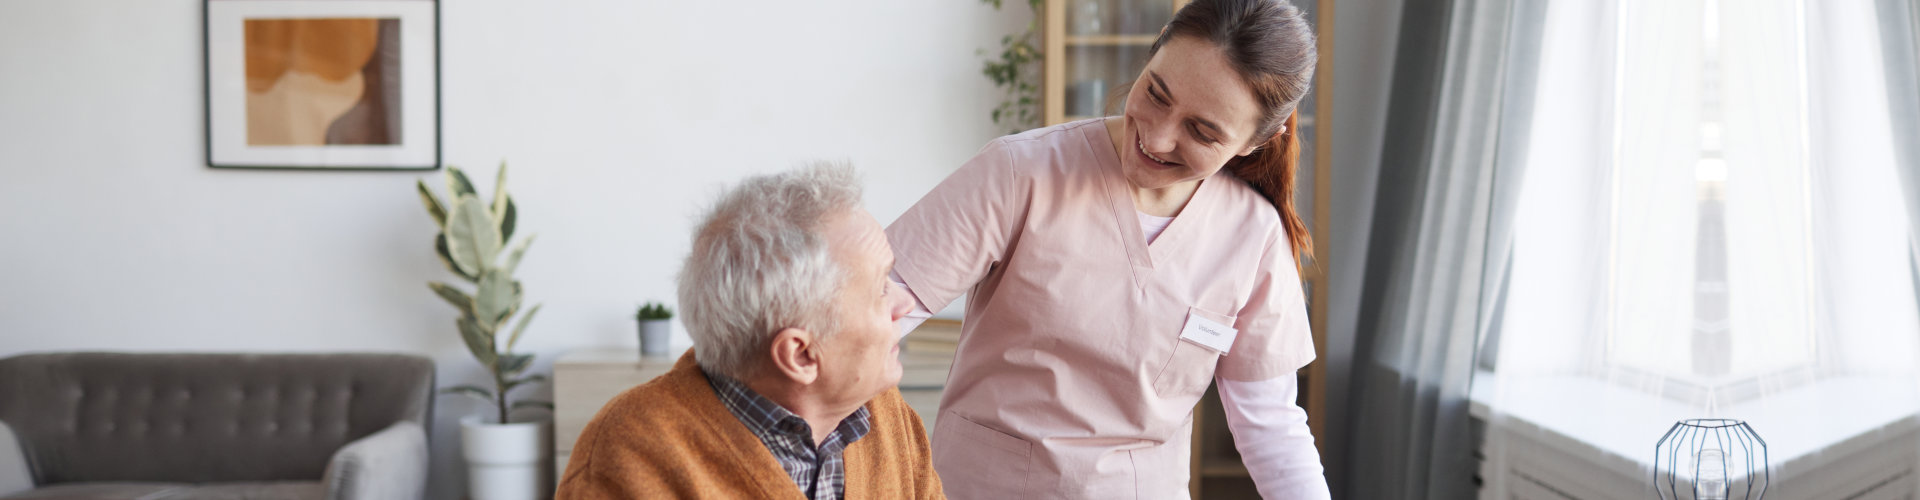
[0,353,434,500]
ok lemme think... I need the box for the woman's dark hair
[1150,0,1317,268]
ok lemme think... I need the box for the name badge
[1179,310,1238,354]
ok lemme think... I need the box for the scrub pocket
[932,411,1031,498]
[1153,307,1231,398]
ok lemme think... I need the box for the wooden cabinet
[551,347,687,479]
[1039,0,1334,496]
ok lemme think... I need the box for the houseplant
[416,163,551,500]
[635,302,673,356]
[979,0,1044,133]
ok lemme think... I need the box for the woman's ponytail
[1227,111,1313,275]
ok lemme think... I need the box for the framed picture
[204,0,440,170]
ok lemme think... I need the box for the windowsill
[1470,370,1920,484]
[1591,363,1823,409]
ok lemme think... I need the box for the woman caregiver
[886,0,1329,497]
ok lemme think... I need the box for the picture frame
[204,0,440,170]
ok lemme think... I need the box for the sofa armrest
[0,421,32,497]
[322,422,428,500]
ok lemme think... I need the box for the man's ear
[767,327,821,385]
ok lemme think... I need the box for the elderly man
[556,163,941,500]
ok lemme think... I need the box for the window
[1606,0,1817,385]
[1498,0,1917,397]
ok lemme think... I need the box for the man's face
[813,207,912,405]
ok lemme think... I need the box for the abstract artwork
[206,0,439,170]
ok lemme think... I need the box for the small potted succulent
[636,302,674,357]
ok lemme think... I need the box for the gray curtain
[1879,0,1920,291]
[1342,0,1543,497]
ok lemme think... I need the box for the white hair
[677,162,864,379]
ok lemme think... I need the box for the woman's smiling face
[1119,36,1269,191]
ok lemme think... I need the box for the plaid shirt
[705,370,872,500]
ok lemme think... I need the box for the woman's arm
[1218,373,1331,499]
[884,138,1029,318]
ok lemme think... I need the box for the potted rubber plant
[635,302,673,357]
[416,163,551,500]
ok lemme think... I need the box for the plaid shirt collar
[705,368,872,500]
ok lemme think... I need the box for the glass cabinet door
[1044,0,1182,124]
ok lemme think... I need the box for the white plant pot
[639,319,672,357]
[461,416,551,500]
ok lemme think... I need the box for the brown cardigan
[555,352,944,499]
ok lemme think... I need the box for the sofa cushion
[3,482,181,496]
[164,481,326,499]
[3,481,324,500]
[0,353,432,484]
[1,482,181,499]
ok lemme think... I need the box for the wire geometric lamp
[1654,419,1769,500]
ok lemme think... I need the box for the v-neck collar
[1082,120,1214,274]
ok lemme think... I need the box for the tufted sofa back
[0,352,433,485]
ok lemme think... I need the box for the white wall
[0,1,1028,498]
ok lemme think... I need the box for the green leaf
[509,281,524,323]
[445,195,502,278]
[475,269,516,328]
[457,316,496,367]
[498,197,518,243]
[490,161,510,220]
[497,353,533,377]
[503,373,547,393]
[416,180,447,227]
[507,303,541,351]
[491,284,522,338]
[503,234,536,275]
[446,167,477,198]
[428,282,473,314]
[510,400,554,412]
[434,234,477,283]
[440,385,494,402]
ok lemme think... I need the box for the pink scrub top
[887,119,1316,499]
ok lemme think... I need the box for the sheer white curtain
[1481,0,1920,496]
[1879,0,1920,308]
[1809,1,1920,379]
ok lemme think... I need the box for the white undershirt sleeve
[1218,373,1332,499]
[891,270,934,339]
